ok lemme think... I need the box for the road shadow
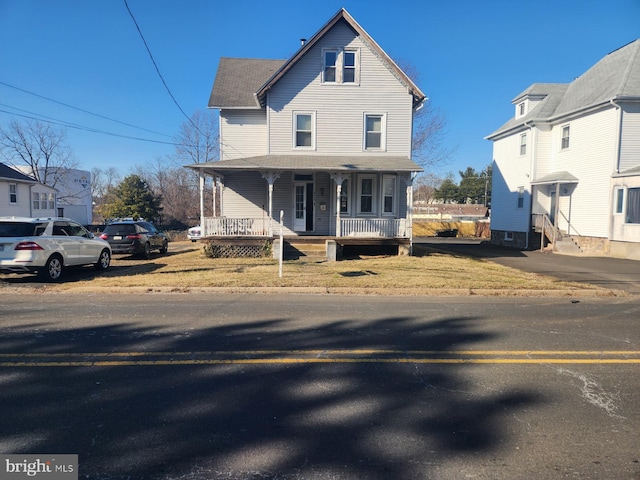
[0,310,543,479]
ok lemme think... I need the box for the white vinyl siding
[267,21,413,157]
[219,110,267,160]
[619,103,640,172]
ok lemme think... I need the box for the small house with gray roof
[188,8,425,259]
[0,162,57,218]
[486,39,640,260]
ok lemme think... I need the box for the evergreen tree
[97,174,162,222]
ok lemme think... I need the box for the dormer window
[519,102,525,116]
[322,48,359,84]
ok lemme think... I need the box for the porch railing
[201,217,408,238]
[203,217,270,237]
[340,218,407,238]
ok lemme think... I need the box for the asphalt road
[1,293,639,480]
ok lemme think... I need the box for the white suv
[0,217,112,282]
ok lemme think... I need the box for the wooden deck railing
[203,217,270,237]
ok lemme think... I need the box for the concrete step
[554,238,583,255]
[284,242,327,261]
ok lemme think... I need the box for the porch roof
[530,171,579,185]
[187,154,423,177]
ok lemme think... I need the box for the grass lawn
[45,241,617,297]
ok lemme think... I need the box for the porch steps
[284,241,327,261]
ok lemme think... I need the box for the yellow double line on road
[0,350,639,367]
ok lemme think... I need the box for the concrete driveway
[416,237,640,295]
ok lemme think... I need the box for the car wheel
[141,242,151,259]
[39,255,63,282]
[159,241,168,254]
[95,249,111,271]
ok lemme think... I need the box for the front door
[549,189,557,224]
[293,182,314,232]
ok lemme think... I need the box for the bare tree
[395,59,457,171]
[0,120,78,194]
[173,109,219,167]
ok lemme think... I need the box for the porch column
[212,176,217,218]
[406,174,415,244]
[329,172,349,237]
[199,171,205,236]
[260,171,281,236]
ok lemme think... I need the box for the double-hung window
[382,175,396,214]
[323,50,337,83]
[32,192,40,210]
[343,51,356,83]
[9,183,17,204]
[293,112,315,149]
[340,179,350,214]
[364,114,385,150]
[357,175,376,214]
[561,125,570,149]
[520,133,527,155]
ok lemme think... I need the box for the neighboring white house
[486,39,640,260]
[0,162,57,218]
[13,166,92,225]
[188,9,425,256]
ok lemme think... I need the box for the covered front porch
[188,154,421,244]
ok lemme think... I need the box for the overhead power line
[123,0,203,135]
[0,106,180,146]
[0,80,171,138]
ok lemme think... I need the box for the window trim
[614,187,625,215]
[9,183,17,204]
[363,113,387,151]
[321,48,360,85]
[561,124,570,150]
[292,111,316,150]
[339,178,350,215]
[382,174,396,215]
[519,133,527,156]
[357,174,377,215]
[517,186,525,209]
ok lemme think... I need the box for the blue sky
[1,0,639,180]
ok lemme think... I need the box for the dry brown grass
[43,241,618,297]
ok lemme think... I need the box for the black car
[100,221,168,259]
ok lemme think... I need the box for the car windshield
[0,222,47,237]
[103,224,137,235]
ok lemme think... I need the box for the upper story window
[322,48,359,84]
[518,102,525,117]
[561,125,570,149]
[293,112,315,149]
[364,113,386,150]
[519,133,527,155]
[323,50,337,82]
[9,183,17,204]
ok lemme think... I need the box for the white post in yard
[279,210,284,278]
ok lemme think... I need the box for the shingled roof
[487,39,640,139]
[208,58,286,108]
[0,162,37,183]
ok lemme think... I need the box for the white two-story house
[188,8,425,259]
[0,162,57,218]
[486,39,640,260]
